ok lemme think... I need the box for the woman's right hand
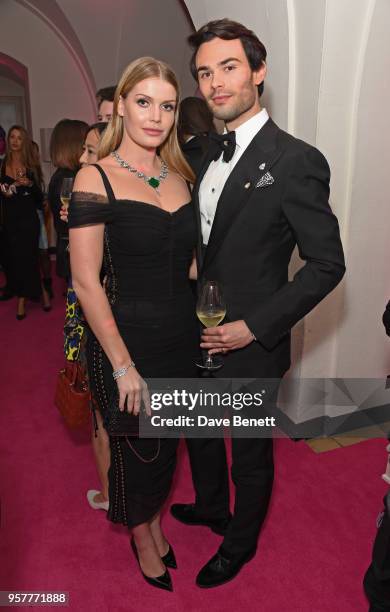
[116,367,151,416]
[1,183,16,197]
[60,204,69,223]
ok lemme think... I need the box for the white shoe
[87,489,109,511]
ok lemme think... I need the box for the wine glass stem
[206,354,214,368]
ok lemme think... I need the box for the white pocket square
[256,172,274,188]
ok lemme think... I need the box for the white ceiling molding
[15,0,96,113]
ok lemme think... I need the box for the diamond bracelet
[112,361,135,380]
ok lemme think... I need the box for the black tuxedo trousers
[187,118,345,558]
[186,382,279,558]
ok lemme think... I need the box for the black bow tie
[210,131,236,163]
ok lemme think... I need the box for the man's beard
[208,85,257,123]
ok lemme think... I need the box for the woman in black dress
[0,125,50,319]
[48,119,88,282]
[69,57,198,592]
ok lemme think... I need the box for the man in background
[96,86,116,122]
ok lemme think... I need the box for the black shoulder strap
[92,164,116,204]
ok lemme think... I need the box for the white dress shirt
[199,108,269,245]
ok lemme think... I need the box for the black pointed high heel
[41,288,52,312]
[161,544,177,569]
[130,538,173,592]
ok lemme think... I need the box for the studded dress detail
[68,165,199,527]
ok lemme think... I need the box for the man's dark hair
[96,86,116,106]
[188,18,267,96]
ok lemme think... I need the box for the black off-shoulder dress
[68,165,199,527]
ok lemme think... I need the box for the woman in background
[80,123,111,513]
[79,122,107,167]
[61,122,111,513]
[0,123,11,300]
[32,140,53,300]
[48,119,88,283]
[0,125,49,319]
[0,125,6,159]
[177,96,216,176]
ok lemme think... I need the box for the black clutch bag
[104,389,141,437]
[104,390,160,463]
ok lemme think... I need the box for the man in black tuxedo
[171,19,346,588]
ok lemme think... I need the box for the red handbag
[54,361,91,428]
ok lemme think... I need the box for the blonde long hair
[3,125,43,187]
[99,57,195,184]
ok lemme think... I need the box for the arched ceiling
[15,0,97,110]
[13,0,196,98]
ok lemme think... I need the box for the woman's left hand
[15,177,32,188]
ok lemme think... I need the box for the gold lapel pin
[244,182,251,189]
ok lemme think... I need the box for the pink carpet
[0,272,386,611]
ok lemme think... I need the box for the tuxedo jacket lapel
[201,118,284,273]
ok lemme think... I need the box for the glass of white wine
[196,280,226,371]
[60,177,74,212]
[16,168,29,196]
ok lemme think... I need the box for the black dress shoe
[130,538,173,592]
[161,544,177,569]
[16,313,26,320]
[196,548,256,588]
[170,503,231,535]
